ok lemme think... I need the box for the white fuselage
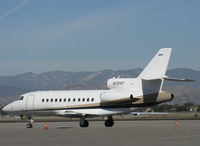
[3,89,138,117]
[2,78,173,117]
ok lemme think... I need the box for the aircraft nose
[2,104,12,113]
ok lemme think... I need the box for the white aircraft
[2,48,193,128]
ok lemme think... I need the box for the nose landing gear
[26,123,33,128]
[26,115,34,128]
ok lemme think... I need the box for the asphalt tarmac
[0,120,200,146]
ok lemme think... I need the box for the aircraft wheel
[80,120,89,128]
[105,120,114,127]
[26,123,33,128]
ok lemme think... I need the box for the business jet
[2,48,193,128]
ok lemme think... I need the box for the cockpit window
[18,96,24,100]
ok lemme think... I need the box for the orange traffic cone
[175,120,180,127]
[43,122,48,130]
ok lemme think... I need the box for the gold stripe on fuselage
[30,92,169,111]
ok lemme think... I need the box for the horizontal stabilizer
[142,76,194,82]
[163,76,194,82]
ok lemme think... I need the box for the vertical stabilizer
[139,48,172,79]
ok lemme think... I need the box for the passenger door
[26,94,35,110]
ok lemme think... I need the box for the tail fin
[139,48,172,79]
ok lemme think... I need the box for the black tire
[26,123,33,128]
[84,120,89,127]
[105,120,114,127]
[80,120,89,128]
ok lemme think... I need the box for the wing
[130,112,170,115]
[54,108,137,117]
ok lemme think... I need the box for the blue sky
[0,0,199,75]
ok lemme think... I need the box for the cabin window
[68,98,71,102]
[46,99,49,102]
[78,98,80,102]
[73,98,76,102]
[59,98,62,102]
[51,99,53,102]
[91,98,94,102]
[42,99,45,102]
[19,96,24,100]
[64,98,66,102]
[82,98,85,102]
[55,99,58,102]
[87,98,89,102]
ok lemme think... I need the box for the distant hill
[0,68,199,104]
[0,68,142,90]
[0,85,28,98]
[163,86,200,104]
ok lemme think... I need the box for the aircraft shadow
[56,127,74,129]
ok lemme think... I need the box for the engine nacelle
[156,91,174,103]
[100,91,133,103]
[142,91,174,104]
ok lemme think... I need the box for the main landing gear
[79,117,89,128]
[104,116,114,127]
[26,115,34,128]
[79,116,115,128]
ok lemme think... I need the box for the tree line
[152,102,200,112]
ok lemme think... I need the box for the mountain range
[0,68,199,105]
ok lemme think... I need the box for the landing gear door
[26,94,35,110]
